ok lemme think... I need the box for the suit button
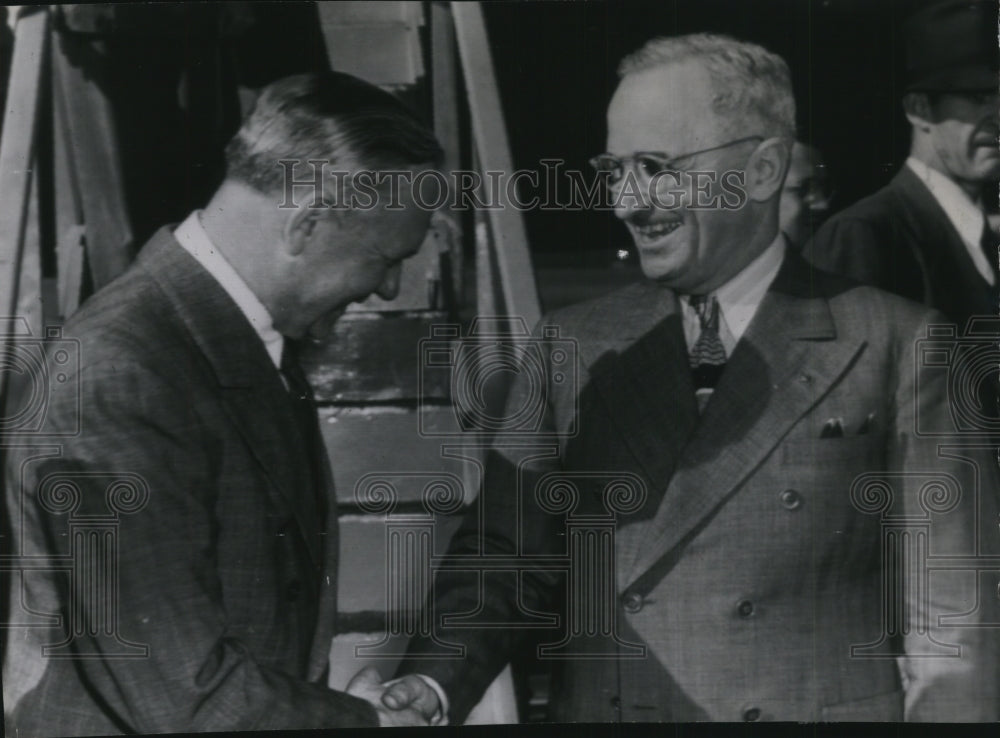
[610,696,621,710]
[743,706,761,722]
[286,580,302,601]
[622,591,643,613]
[798,373,812,385]
[737,600,755,618]
[779,489,802,510]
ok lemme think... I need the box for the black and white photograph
[1,0,998,733]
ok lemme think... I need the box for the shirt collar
[906,157,986,249]
[682,231,786,347]
[173,211,284,368]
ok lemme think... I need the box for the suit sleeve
[397,322,569,724]
[13,359,378,732]
[891,314,1000,721]
[803,215,887,287]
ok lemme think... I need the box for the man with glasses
[382,33,998,723]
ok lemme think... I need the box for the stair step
[316,1,423,26]
[302,313,450,403]
[320,405,477,508]
[337,512,463,614]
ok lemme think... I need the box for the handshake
[346,666,445,727]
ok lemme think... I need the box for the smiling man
[804,0,999,328]
[385,33,1000,723]
[3,72,440,735]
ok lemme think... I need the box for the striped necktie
[688,294,727,412]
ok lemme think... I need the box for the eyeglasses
[589,136,763,185]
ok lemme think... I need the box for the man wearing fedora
[804,0,999,329]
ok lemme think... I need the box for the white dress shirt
[173,211,284,367]
[680,232,787,356]
[906,157,996,287]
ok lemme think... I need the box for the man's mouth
[631,220,682,243]
[972,127,999,149]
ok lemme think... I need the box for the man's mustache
[970,120,999,148]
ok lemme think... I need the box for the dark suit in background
[805,0,999,329]
[804,165,995,329]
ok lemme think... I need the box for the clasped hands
[346,666,443,727]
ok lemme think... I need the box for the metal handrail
[0,7,49,409]
[452,1,541,329]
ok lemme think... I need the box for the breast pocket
[781,435,883,468]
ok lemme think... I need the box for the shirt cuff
[414,673,450,726]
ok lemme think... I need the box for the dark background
[4,0,936,261]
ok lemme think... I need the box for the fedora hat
[903,0,998,91]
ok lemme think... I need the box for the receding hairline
[608,58,745,140]
[223,71,443,195]
[614,34,797,141]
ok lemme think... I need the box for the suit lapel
[892,167,995,322]
[136,229,323,567]
[582,283,699,513]
[623,253,866,589]
[219,387,323,567]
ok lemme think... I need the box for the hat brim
[907,65,998,92]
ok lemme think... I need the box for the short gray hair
[618,33,796,140]
[225,72,442,194]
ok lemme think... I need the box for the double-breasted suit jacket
[405,252,1000,722]
[3,229,378,735]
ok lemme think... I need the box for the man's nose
[610,174,654,223]
[375,263,402,300]
[613,189,653,223]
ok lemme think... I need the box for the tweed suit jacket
[803,166,997,329]
[404,251,1000,722]
[2,228,377,735]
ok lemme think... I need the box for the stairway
[307,1,533,723]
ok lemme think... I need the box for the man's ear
[745,137,790,203]
[283,207,332,257]
[903,92,934,130]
